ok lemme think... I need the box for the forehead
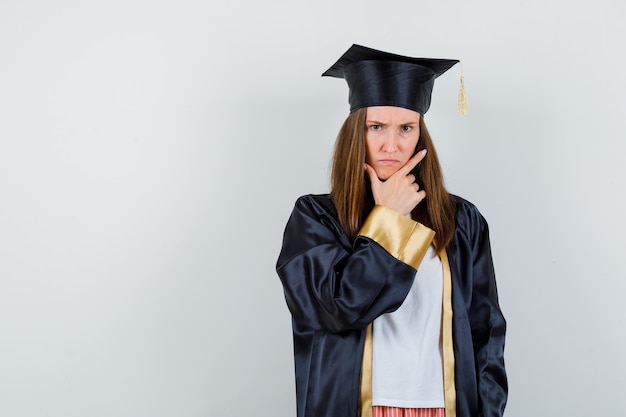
[366,106,421,122]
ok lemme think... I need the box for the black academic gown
[276,194,507,417]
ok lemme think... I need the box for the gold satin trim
[440,249,457,417]
[359,324,373,417]
[358,205,435,270]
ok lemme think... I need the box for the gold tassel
[457,63,467,115]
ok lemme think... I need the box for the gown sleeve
[464,206,508,417]
[276,195,434,332]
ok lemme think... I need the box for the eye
[370,124,382,131]
[401,125,413,133]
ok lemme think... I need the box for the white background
[1,0,625,416]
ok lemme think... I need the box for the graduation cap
[322,44,466,114]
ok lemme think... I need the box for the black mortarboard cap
[322,44,461,114]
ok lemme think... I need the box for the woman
[276,44,507,417]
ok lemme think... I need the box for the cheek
[409,135,420,154]
[402,138,419,158]
[364,138,375,163]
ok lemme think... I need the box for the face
[365,106,421,180]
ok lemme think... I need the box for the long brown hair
[330,108,456,251]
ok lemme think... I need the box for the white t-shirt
[372,246,445,408]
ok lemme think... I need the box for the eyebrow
[366,120,418,125]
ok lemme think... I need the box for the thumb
[364,163,380,185]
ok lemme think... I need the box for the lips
[379,159,399,165]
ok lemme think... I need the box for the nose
[383,131,399,153]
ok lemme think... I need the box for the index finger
[397,149,427,176]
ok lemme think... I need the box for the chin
[375,169,396,181]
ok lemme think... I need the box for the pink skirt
[373,406,445,417]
